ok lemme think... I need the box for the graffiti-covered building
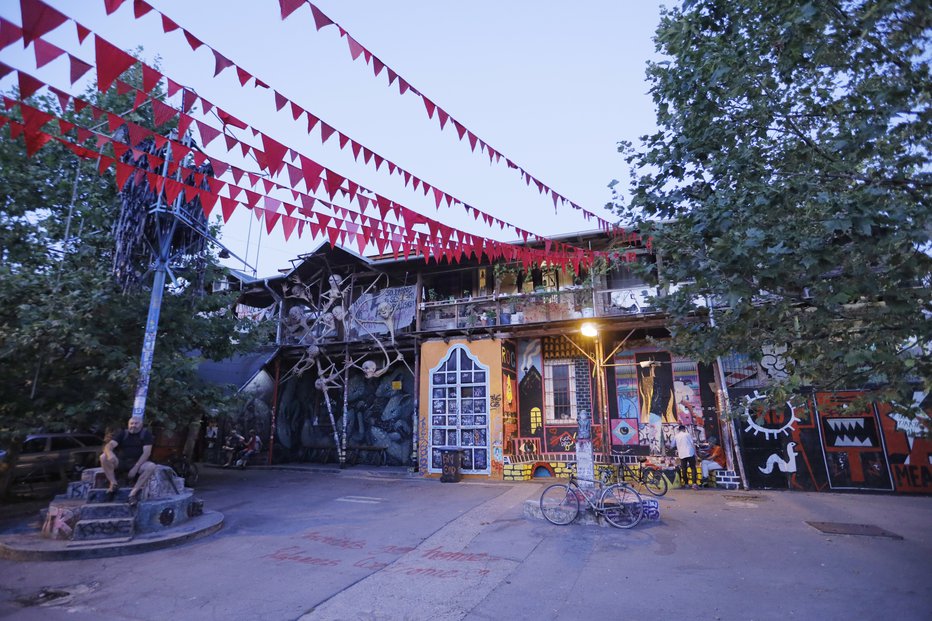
[226,232,930,495]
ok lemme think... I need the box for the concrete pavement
[0,464,929,620]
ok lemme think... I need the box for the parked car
[0,433,103,496]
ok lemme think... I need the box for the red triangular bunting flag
[324,170,344,199]
[236,66,251,86]
[346,35,364,61]
[319,122,336,143]
[273,91,287,111]
[150,98,176,127]
[104,0,125,15]
[183,30,203,51]
[75,22,90,43]
[300,155,324,192]
[95,36,136,92]
[264,210,281,234]
[196,120,220,146]
[261,133,288,175]
[177,113,193,138]
[24,129,54,157]
[279,0,304,19]
[310,5,334,30]
[21,0,68,45]
[18,72,44,99]
[213,51,233,77]
[133,0,153,18]
[142,64,162,93]
[198,189,217,218]
[220,196,237,222]
[34,39,65,68]
[281,214,297,240]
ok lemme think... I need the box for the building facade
[228,233,930,494]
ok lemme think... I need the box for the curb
[0,510,224,561]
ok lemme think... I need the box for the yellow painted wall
[418,338,504,479]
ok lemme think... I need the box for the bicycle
[167,453,199,487]
[539,474,644,529]
[616,450,668,497]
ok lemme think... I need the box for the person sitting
[700,436,727,486]
[221,428,245,468]
[99,415,158,506]
[236,429,261,468]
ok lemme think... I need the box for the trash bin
[439,449,464,483]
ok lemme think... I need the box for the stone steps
[78,502,133,520]
[86,488,133,504]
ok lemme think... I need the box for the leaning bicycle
[616,450,668,497]
[167,453,199,487]
[540,474,643,529]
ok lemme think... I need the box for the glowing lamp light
[580,322,598,338]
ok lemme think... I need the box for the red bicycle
[617,450,668,496]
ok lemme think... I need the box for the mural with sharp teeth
[824,417,876,448]
[815,393,893,491]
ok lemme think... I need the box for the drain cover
[723,494,765,502]
[806,521,903,539]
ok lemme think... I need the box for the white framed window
[544,359,577,423]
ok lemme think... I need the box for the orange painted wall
[418,338,504,479]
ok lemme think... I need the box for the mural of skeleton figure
[285,274,313,303]
[281,344,321,384]
[358,352,405,379]
[283,305,314,344]
[376,301,396,344]
[320,274,346,312]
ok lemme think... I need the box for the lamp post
[574,322,612,456]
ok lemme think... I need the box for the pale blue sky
[0,0,665,276]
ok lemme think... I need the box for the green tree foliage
[0,63,259,453]
[613,0,931,408]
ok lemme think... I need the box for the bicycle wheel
[599,484,644,529]
[183,461,199,487]
[540,484,580,525]
[640,467,668,497]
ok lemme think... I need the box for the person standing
[674,424,698,490]
[100,416,158,505]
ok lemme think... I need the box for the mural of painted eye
[743,391,800,440]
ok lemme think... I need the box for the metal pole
[131,232,172,419]
[267,357,281,465]
[130,144,178,421]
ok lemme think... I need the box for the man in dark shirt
[100,416,158,504]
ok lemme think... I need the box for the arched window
[428,345,490,474]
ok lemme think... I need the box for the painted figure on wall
[636,352,675,423]
[879,394,932,493]
[517,340,544,439]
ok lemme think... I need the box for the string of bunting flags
[92,0,615,231]
[272,0,615,231]
[0,46,619,269]
[9,0,633,259]
[1,82,614,271]
[6,0,640,269]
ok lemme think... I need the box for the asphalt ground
[0,464,929,621]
